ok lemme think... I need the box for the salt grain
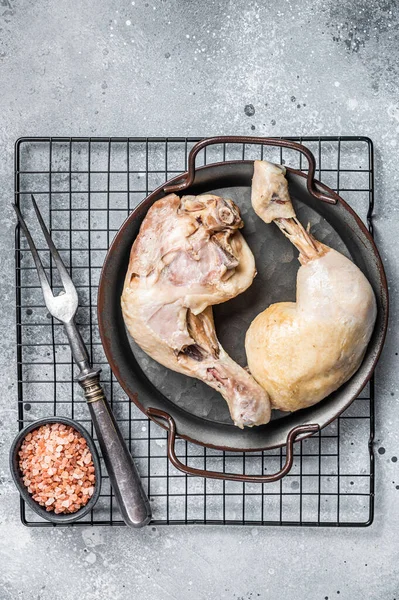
[19,424,95,515]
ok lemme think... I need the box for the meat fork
[14,196,151,527]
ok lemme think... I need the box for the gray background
[1,1,398,598]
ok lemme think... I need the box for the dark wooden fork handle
[79,370,152,527]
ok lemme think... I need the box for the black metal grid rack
[15,136,375,527]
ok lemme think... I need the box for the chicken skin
[246,160,377,412]
[122,193,271,428]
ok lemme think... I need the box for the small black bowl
[10,416,102,524]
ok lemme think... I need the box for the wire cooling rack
[15,136,375,527]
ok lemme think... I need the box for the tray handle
[146,407,319,483]
[164,135,338,205]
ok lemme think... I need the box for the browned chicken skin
[121,193,271,428]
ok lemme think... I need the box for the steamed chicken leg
[245,160,377,412]
[121,193,271,428]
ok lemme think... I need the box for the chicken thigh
[245,160,377,412]
[121,193,271,428]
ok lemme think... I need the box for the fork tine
[30,194,74,291]
[13,203,54,301]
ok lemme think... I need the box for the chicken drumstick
[246,160,377,412]
[122,193,271,428]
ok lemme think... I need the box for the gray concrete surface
[1,0,398,598]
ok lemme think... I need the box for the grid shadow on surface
[15,136,375,527]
